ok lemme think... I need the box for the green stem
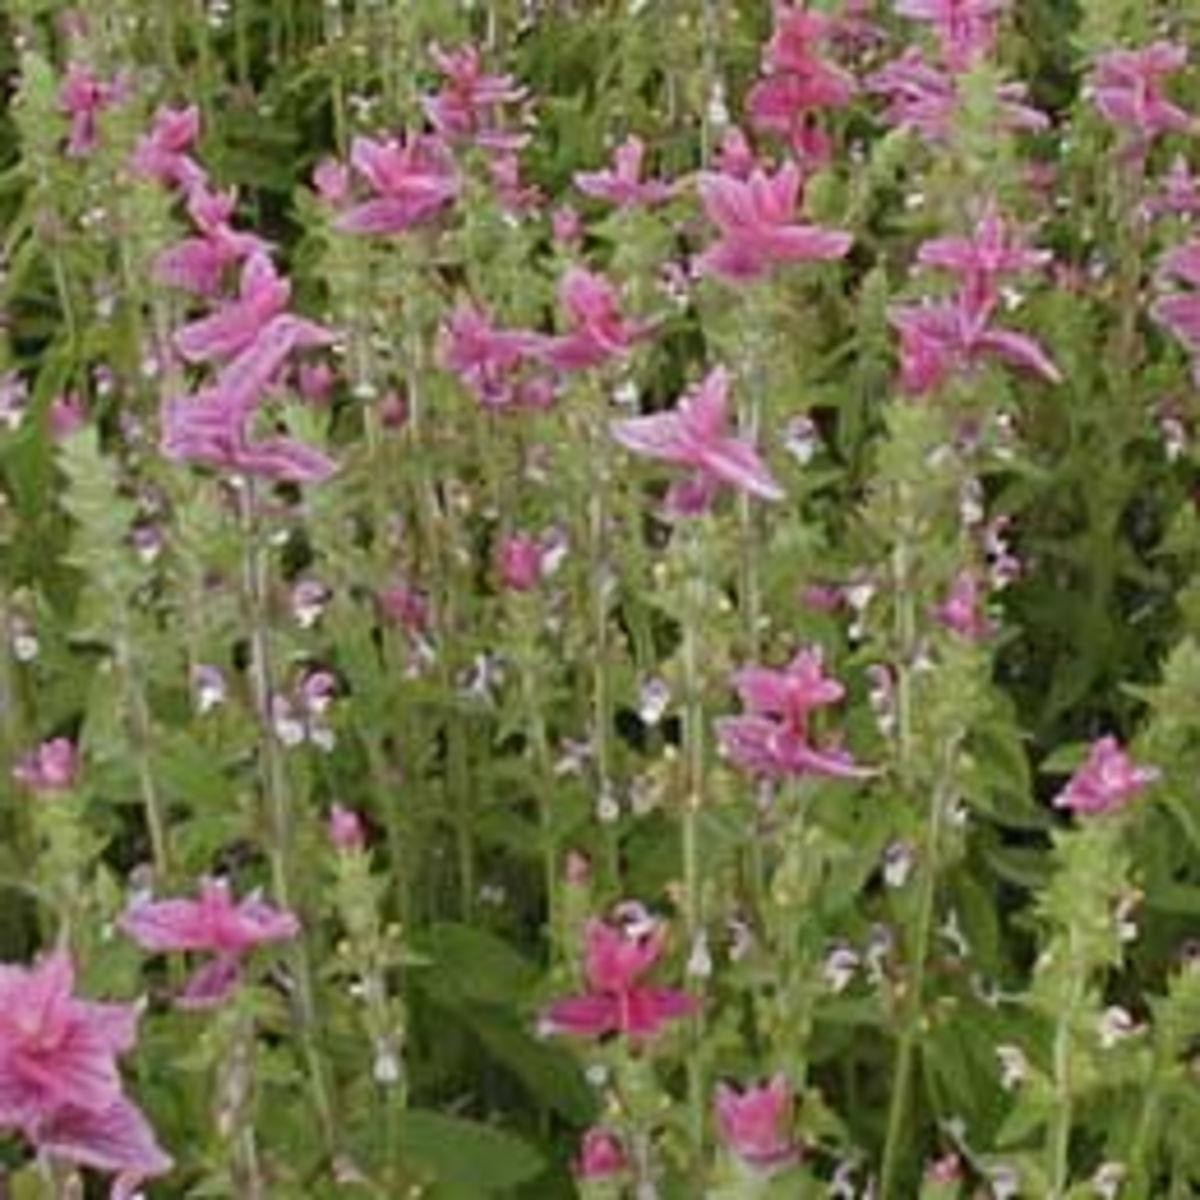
[1048,935,1082,1197]
[239,482,337,1159]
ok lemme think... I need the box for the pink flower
[714,1075,799,1172]
[696,161,852,284]
[1090,42,1193,146]
[50,393,86,440]
[328,805,366,852]
[916,203,1051,315]
[312,157,350,207]
[496,533,545,592]
[575,136,675,208]
[378,581,431,634]
[552,204,583,247]
[732,646,845,725]
[297,360,337,405]
[716,127,758,180]
[933,570,995,640]
[539,915,695,1042]
[867,50,1047,142]
[337,133,460,235]
[423,43,528,153]
[533,268,650,371]
[611,366,783,511]
[1052,737,1159,816]
[174,253,291,363]
[438,303,549,410]
[894,0,1006,74]
[59,63,125,157]
[130,105,204,190]
[1144,155,1200,220]
[0,951,172,1197]
[574,1127,628,1179]
[890,298,1060,394]
[154,188,268,298]
[490,151,544,215]
[120,877,300,1009]
[13,738,80,793]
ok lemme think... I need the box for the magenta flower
[1052,736,1159,816]
[867,50,1047,142]
[714,1075,799,1172]
[696,161,852,284]
[916,203,1051,314]
[336,133,460,235]
[174,252,291,363]
[438,302,548,411]
[423,43,528,153]
[120,878,300,1009]
[574,1127,628,1180]
[59,63,125,157]
[539,915,695,1042]
[533,268,650,371]
[496,534,545,592]
[716,646,873,782]
[716,127,758,180]
[0,951,172,1197]
[50,394,86,440]
[130,104,204,190]
[933,570,995,640]
[895,0,1006,74]
[575,135,675,208]
[328,805,366,852]
[890,297,1060,395]
[13,738,80,793]
[154,184,268,298]
[1089,42,1193,146]
[611,366,783,513]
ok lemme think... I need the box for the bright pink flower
[916,203,1051,315]
[337,133,460,235]
[496,534,545,592]
[0,951,172,1197]
[13,738,79,793]
[50,394,86,440]
[574,1127,628,1179]
[540,916,695,1042]
[933,570,995,640]
[867,50,1047,142]
[1090,42,1193,145]
[423,43,528,153]
[714,1075,799,1172]
[890,298,1060,394]
[696,161,852,284]
[1052,736,1159,816]
[611,366,783,512]
[59,63,125,157]
[534,268,650,371]
[130,105,204,190]
[438,303,546,410]
[894,0,1006,74]
[575,136,675,208]
[328,805,366,852]
[312,157,350,207]
[120,877,300,1009]
[154,187,270,298]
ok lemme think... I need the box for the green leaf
[397,1110,545,1194]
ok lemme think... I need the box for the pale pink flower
[714,1075,799,1172]
[574,1128,628,1179]
[539,915,695,1042]
[895,0,1006,74]
[120,877,300,1009]
[337,133,460,235]
[130,105,204,190]
[1153,292,1200,382]
[696,161,852,284]
[533,268,650,371]
[611,366,782,512]
[312,157,350,207]
[0,951,172,1197]
[423,43,528,153]
[1052,736,1159,816]
[489,151,544,214]
[1145,155,1200,220]
[551,204,583,246]
[575,135,675,208]
[328,805,366,852]
[50,394,86,440]
[1089,42,1193,146]
[13,738,79,793]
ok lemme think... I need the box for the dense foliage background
[1,0,1200,1196]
